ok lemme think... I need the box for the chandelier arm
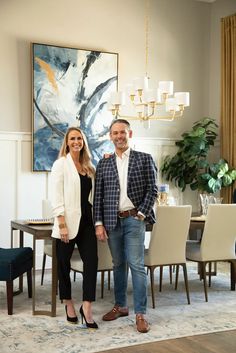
[116,112,183,121]
[116,113,144,121]
[148,111,184,120]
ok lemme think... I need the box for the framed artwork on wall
[32,42,118,171]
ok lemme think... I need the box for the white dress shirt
[115,148,135,211]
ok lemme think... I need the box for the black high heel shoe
[65,305,78,324]
[80,305,98,329]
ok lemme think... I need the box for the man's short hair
[109,119,131,132]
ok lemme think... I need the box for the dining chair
[70,240,113,298]
[186,204,236,302]
[0,247,33,314]
[145,205,192,308]
[41,238,52,285]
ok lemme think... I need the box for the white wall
[0,132,48,267]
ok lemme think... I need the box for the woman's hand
[60,226,69,243]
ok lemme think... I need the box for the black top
[79,173,93,223]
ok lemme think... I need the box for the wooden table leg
[19,230,24,292]
[51,238,57,317]
[32,238,57,317]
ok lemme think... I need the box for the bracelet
[59,223,66,229]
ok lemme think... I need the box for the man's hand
[103,153,112,159]
[95,225,108,241]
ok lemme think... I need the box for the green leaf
[208,178,222,193]
[197,159,209,169]
[222,174,232,186]
[228,169,236,180]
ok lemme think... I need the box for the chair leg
[27,269,32,298]
[201,262,208,302]
[230,260,236,290]
[6,281,13,315]
[108,270,111,290]
[208,262,212,287]
[149,266,156,309]
[159,266,163,292]
[182,263,190,304]
[41,253,46,285]
[101,271,105,298]
[169,265,172,284]
[175,265,179,290]
[198,262,202,280]
[73,271,76,282]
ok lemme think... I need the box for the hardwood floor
[98,330,236,353]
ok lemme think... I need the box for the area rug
[0,263,236,353]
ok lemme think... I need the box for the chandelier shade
[108,77,190,122]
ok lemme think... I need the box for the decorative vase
[199,193,223,215]
[199,193,209,215]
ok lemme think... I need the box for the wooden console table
[11,220,57,317]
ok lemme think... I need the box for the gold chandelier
[108,0,190,125]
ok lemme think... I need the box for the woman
[51,127,98,328]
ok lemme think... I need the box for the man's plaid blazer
[93,149,158,232]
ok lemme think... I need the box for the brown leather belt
[118,208,138,218]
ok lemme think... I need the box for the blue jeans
[108,216,147,314]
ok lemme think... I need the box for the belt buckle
[118,210,130,219]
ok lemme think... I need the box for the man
[94,119,158,333]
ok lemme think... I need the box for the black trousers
[56,215,98,301]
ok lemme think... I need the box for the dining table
[189,214,206,240]
[11,220,57,317]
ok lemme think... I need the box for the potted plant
[160,117,236,195]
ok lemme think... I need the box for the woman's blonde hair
[58,127,95,177]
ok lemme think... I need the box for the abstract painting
[32,42,118,171]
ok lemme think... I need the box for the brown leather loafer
[102,305,129,321]
[136,314,150,333]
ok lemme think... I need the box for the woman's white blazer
[50,153,94,240]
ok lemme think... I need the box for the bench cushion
[0,247,33,281]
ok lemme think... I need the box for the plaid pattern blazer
[93,149,158,231]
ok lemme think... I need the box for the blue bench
[0,247,33,314]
